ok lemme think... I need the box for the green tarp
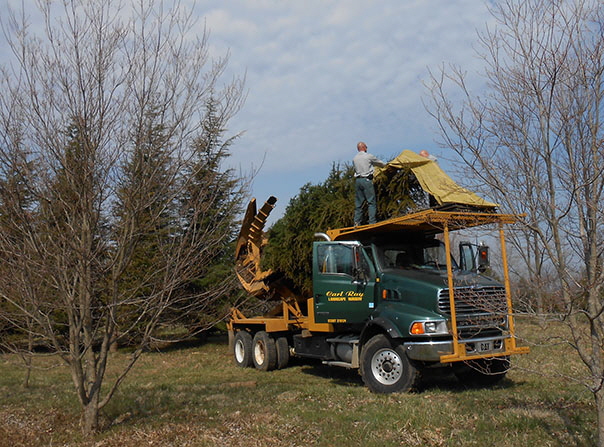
[375,150,497,209]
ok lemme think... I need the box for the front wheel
[360,334,420,393]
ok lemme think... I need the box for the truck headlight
[425,322,438,333]
[409,320,448,335]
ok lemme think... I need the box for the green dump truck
[228,195,529,393]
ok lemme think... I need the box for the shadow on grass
[295,358,525,393]
[419,367,523,392]
[132,331,229,353]
[296,358,364,388]
[269,361,531,408]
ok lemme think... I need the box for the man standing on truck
[353,141,385,226]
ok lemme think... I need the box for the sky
[191,1,494,224]
[0,0,496,225]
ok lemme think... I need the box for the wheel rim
[254,341,265,365]
[371,348,403,385]
[234,339,245,363]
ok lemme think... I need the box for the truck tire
[360,334,420,393]
[252,331,277,371]
[454,356,509,387]
[233,330,253,368]
[275,336,290,369]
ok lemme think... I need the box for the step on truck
[228,196,529,393]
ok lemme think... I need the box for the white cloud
[0,0,495,223]
[203,8,258,38]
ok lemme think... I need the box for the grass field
[0,320,597,447]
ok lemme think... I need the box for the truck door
[312,241,377,324]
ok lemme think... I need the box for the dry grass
[0,320,597,446]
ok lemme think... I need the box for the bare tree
[427,0,604,443]
[0,0,245,435]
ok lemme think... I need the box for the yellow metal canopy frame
[328,209,529,363]
[326,209,517,240]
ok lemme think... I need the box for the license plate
[477,341,492,352]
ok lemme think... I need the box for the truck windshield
[376,238,458,271]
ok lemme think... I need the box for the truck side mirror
[459,242,475,271]
[459,242,489,273]
[477,245,489,273]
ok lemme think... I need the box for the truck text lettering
[326,290,364,301]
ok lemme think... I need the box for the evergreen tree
[375,165,427,219]
[263,162,424,295]
[0,138,41,367]
[36,119,108,344]
[112,107,175,344]
[110,97,245,342]
[172,96,244,332]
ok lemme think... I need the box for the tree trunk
[82,391,100,435]
[595,389,604,447]
[22,329,34,388]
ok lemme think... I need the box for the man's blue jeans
[355,177,377,225]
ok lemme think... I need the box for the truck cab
[314,231,507,351]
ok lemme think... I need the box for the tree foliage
[0,0,245,435]
[263,162,425,295]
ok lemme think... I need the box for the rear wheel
[233,331,253,368]
[360,334,420,393]
[252,331,277,371]
[275,336,290,369]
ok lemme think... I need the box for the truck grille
[438,286,508,337]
